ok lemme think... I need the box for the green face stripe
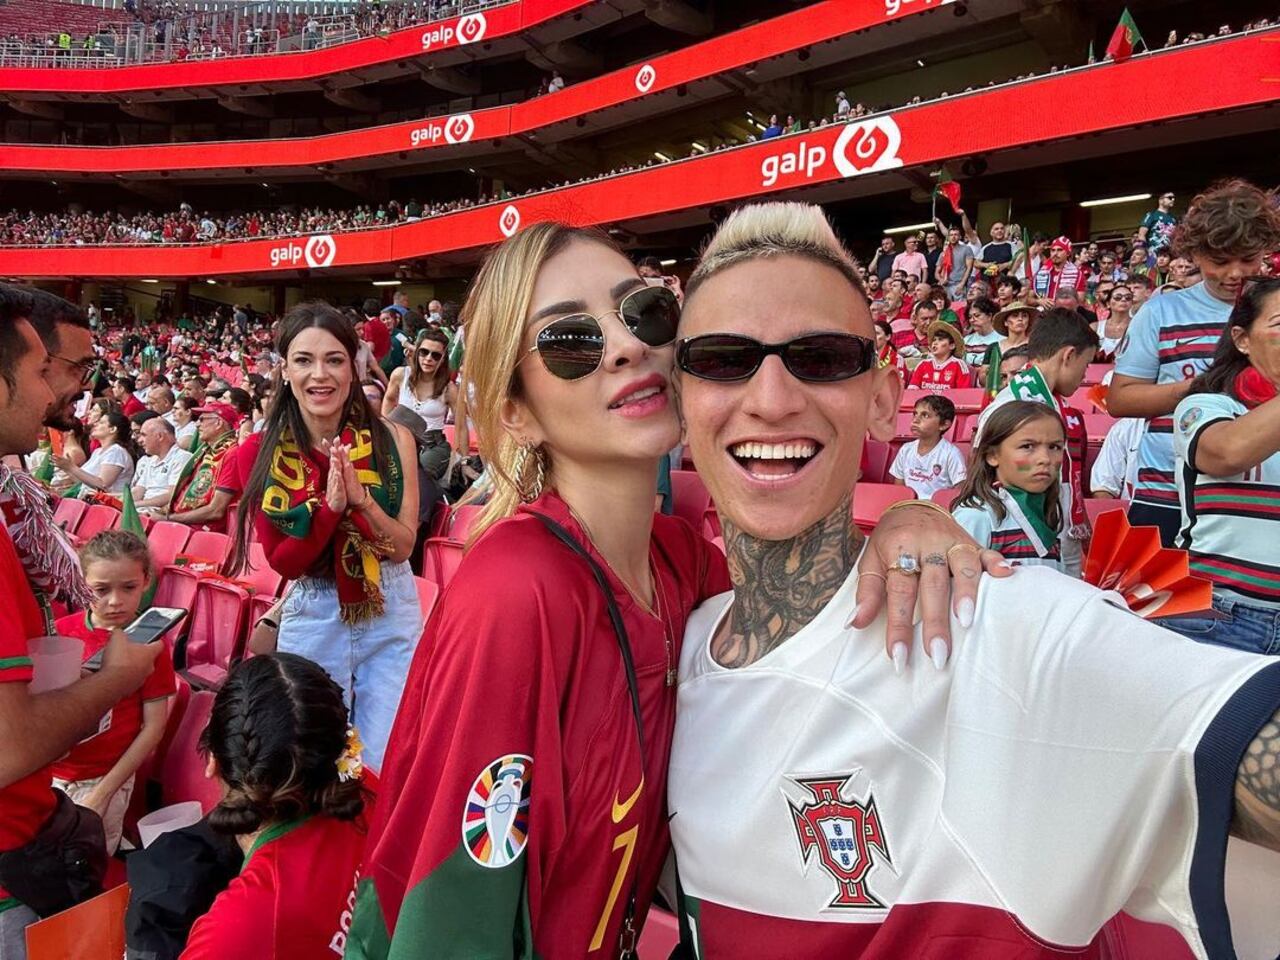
[348,844,538,960]
[0,657,33,671]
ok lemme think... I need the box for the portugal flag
[933,170,962,216]
[1105,8,1145,62]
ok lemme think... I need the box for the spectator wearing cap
[162,401,242,529]
[892,236,929,282]
[1033,237,1088,301]
[1109,178,1280,546]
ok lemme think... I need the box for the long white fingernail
[996,559,1013,569]
[929,637,949,671]
[957,597,974,628]
[848,602,865,627]
[891,642,908,675]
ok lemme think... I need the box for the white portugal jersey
[668,562,1280,959]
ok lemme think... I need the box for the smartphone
[82,607,187,672]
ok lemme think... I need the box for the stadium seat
[122,680,190,846]
[152,531,234,634]
[184,530,233,568]
[852,483,915,531]
[157,686,222,813]
[671,470,711,530]
[51,497,87,535]
[443,503,482,542]
[414,576,440,621]
[242,541,284,598]
[75,503,120,541]
[861,440,893,485]
[942,388,986,413]
[931,487,962,511]
[1083,363,1114,385]
[182,579,250,690]
[1082,413,1118,443]
[637,908,680,959]
[1085,498,1129,526]
[701,505,721,541]
[1066,386,1106,413]
[422,537,465,588]
[146,521,192,570]
[956,417,980,443]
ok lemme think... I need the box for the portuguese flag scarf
[170,432,236,514]
[262,427,402,624]
[1005,365,1088,539]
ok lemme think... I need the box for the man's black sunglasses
[676,332,877,383]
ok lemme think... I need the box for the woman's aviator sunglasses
[676,332,877,383]
[528,284,681,381]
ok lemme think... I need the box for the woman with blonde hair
[350,221,1005,960]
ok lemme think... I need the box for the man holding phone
[0,286,160,956]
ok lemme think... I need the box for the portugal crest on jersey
[787,773,891,910]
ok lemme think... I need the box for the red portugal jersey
[348,492,729,960]
[669,564,1280,959]
[181,815,366,960]
[0,525,57,904]
[50,612,176,780]
[908,357,971,393]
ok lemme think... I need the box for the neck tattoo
[713,493,863,669]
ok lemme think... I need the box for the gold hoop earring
[513,442,546,503]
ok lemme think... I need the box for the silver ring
[887,553,921,576]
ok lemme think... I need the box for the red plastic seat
[943,388,986,413]
[422,537,465,589]
[1085,498,1129,526]
[52,497,87,535]
[671,470,711,531]
[852,483,915,531]
[241,542,283,597]
[182,579,250,689]
[1082,414,1118,444]
[1082,363,1114,385]
[637,908,680,959]
[146,521,192,570]
[443,503,483,542]
[157,686,222,813]
[861,440,893,485]
[122,680,190,845]
[154,530,235,619]
[183,531,233,569]
[701,505,721,541]
[932,487,962,511]
[414,576,440,621]
[76,503,120,541]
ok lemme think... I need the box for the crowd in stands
[1,14,1272,250]
[0,0,498,66]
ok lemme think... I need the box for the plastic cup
[137,802,204,848]
[27,636,85,694]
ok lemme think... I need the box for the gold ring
[946,543,982,562]
[858,570,887,584]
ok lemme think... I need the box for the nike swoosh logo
[612,779,644,824]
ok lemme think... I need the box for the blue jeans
[277,560,423,772]
[1158,593,1280,656]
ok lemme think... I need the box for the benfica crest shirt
[668,563,1280,959]
[348,493,729,960]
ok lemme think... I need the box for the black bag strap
[530,512,646,959]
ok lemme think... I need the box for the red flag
[1105,8,1144,62]
[933,175,962,215]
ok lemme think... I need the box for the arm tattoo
[1234,708,1280,851]
[712,493,862,669]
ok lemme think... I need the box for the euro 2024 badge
[787,771,892,909]
[463,754,532,869]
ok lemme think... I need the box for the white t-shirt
[133,444,194,504]
[81,444,134,495]
[1090,417,1143,499]
[669,562,1280,959]
[888,439,965,499]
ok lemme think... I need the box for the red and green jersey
[181,814,366,960]
[50,611,176,781]
[347,492,729,959]
[0,525,57,907]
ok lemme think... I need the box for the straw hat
[992,301,1036,336]
[926,320,965,356]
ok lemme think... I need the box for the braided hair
[199,653,365,836]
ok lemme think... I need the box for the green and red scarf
[1005,365,1088,539]
[262,427,403,624]
[170,431,236,515]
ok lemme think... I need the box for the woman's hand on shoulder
[852,502,1010,671]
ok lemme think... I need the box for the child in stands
[52,530,176,854]
[181,653,368,959]
[890,395,966,499]
[908,319,971,393]
[953,401,1066,571]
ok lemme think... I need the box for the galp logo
[885,0,953,16]
[304,234,337,269]
[831,116,904,179]
[634,63,656,93]
[444,113,475,144]
[498,204,521,238]
[457,13,486,45]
